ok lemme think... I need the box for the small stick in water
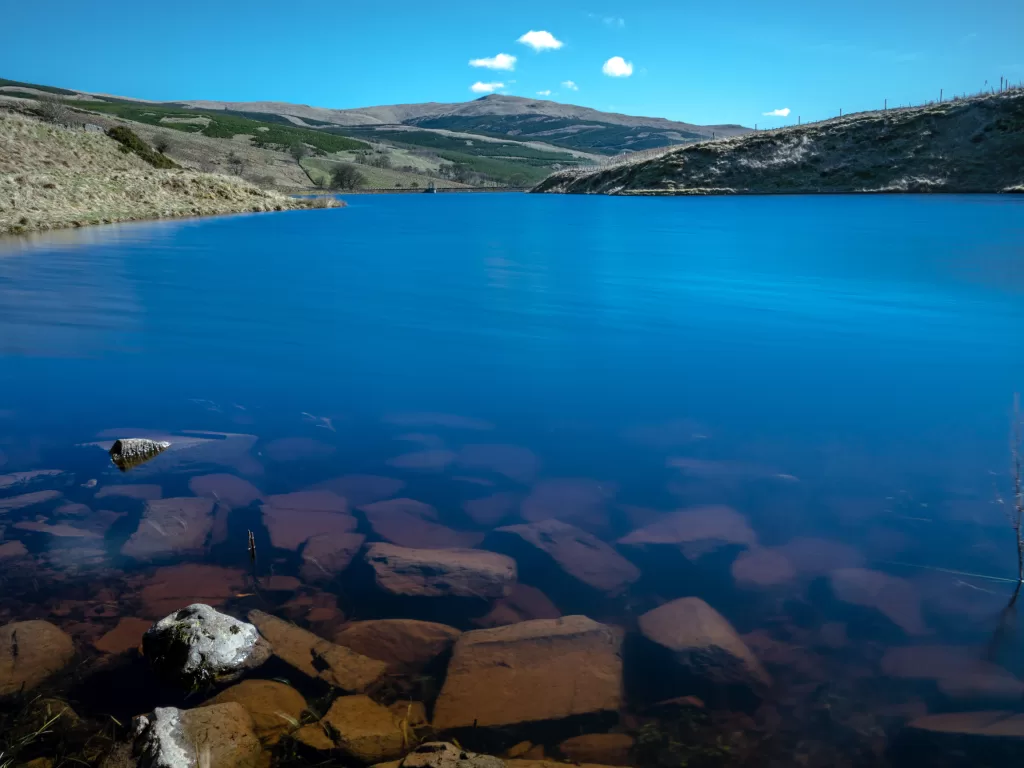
[247,529,259,588]
[11,629,18,660]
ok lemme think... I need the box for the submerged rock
[247,610,388,692]
[300,532,366,582]
[636,597,770,705]
[0,620,75,698]
[132,703,263,768]
[0,490,62,512]
[94,617,153,655]
[109,438,171,472]
[144,604,271,690]
[121,497,215,561]
[558,734,634,766]
[397,742,505,768]
[359,498,483,549]
[139,564,247,618]
[432,616,623,735]
[260,491,356,551]
[204,679,307,746]
[316,694,408,762]
[334,619,461,671]
[488,519,640,599]
[473,584,562,628]
[521,478,616,530]
[364,543,516,599]
[618,505,757,560]
[829,568,928,636]
[895,711,1024,765]
[0,540,29,559]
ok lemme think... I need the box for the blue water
[2,194,1024,746]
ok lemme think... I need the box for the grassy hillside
[0,108,337,235]
[63,100,368,153]
[409,113,710,154]
[535,90,1024,195]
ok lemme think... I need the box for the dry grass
[0,109,340,235]
[536,89,1024,195]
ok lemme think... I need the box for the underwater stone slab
[121,497,215,560]
[144,604,271,689]
[334,619,461,671]
[204,679,308,746]
[365,543,516,599]
[360,499,483,549]
[300,532,366,582]
[829,568,928,636]
[318,694,408,762]
[618,505,757,560]
[432,616,623,732]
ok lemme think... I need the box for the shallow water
[1,193,1024,765]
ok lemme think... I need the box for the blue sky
[2,0,1021,126]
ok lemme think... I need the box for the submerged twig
[1010,393,1024,584]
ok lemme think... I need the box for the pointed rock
[318,694,408,762]
[637,597,770,705]
[109,438,170,472]
[300,532,366,583]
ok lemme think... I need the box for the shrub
[330,164,367,190]
[154,137,171,154]
[36,95,72,125]
[106,126,178,169]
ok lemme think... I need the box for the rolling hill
[534,89,1024,195]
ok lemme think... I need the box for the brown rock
[490,519,640,597]
[473,584,562,628]
[95,484,162,501]
[360,499,483,549]
[0,620,75,698]
[334,619,461,670]
[248,610,388,692]
[139,564,247,618]
[320,694,407,762]
[120,497,215,560]
[0,490,62,512]
[301,532,366,582]
[898,711,1024,763]
[0,470,64,490]
[559,734,634,766]
[296,722,336,751]
[521,479,615,529]
[261,491,356,551]
[881,645,1024,702]
[387,450,457,471]
[618,505,757,560]
[205,679,307,745]
[0,540,28,559]
[637,597,770,701]
[189,473,262,507]
[94,618,152,655]
[730,547,796,587]
[432,616,623,732]
[365,543,516,599]
[829,568,928,635]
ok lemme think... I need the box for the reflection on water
[1,194,1024,766]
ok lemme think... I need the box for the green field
[301,157,466,189]
[65,100,368,153]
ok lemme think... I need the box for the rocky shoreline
[533,90,1024,196]
[0,107,341,236]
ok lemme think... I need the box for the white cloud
[537,90,552,96]
[471,81,505,94]
[602,56,633,77]
[469,53,517,71]
[517,30,564,51]
[561,80,579,91]
[762,107,791,117]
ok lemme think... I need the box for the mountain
[534,90,1024,195]
[178,94,751,154]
